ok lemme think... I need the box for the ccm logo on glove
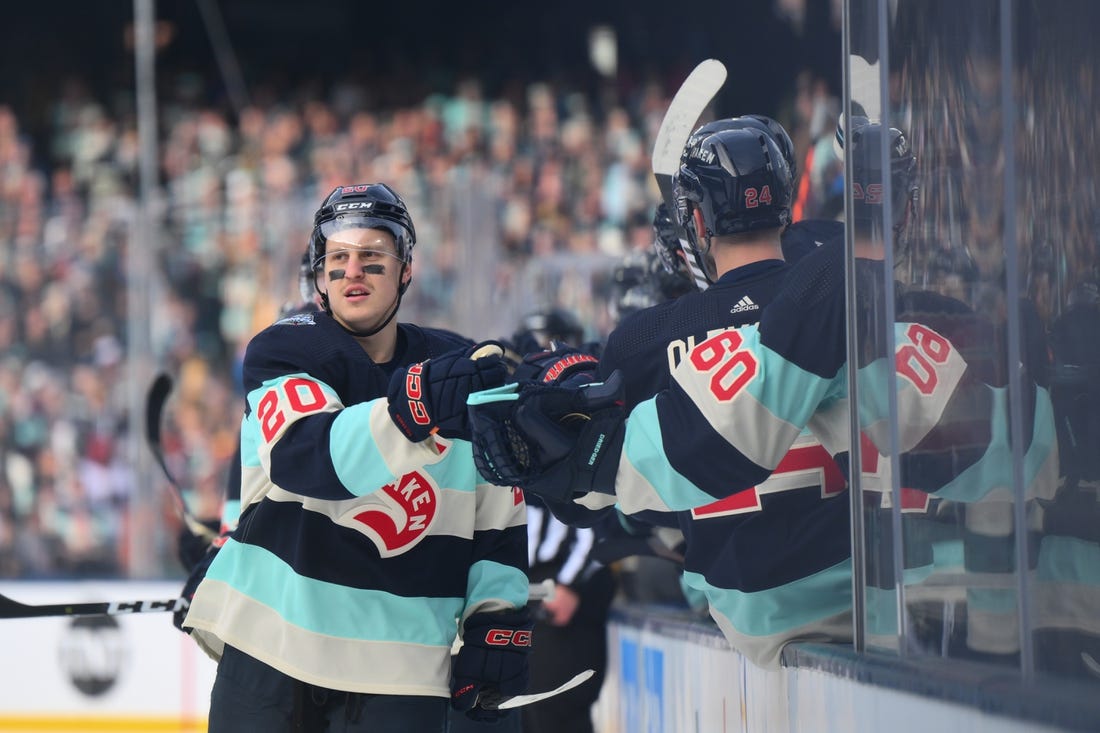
[485,628,532,646]
[403,362,431,426]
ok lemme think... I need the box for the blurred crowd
[5,36,1095,586]
[0,69,841,578]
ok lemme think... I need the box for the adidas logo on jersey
[730,296,759,314]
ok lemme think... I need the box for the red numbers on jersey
[691,439,845,519]
[895,324,952,395]
[744,185,773,209]
[852,182,883,205]
[257,377,329,443]
[690,330,758,401]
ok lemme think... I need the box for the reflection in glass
[847,0,1100,684]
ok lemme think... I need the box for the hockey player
[507,307,617,733]
[471,119,1058,666]
[610,204,696,326]
[511,308,587,355]
[590,117,853,668]
[654,116,842,274]
[172,248,323,633]
[183,183,530,731]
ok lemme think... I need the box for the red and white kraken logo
[343,470,439,557]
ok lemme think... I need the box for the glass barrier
[847,0,1100,685]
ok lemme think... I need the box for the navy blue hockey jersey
[186,311,528,696]
[605,239,1058,665]
[597,252,851,668]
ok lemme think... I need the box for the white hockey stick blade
[1082,651,1100,679]
[488,669,595,710]
[527,578,556,602]
[848,54,881,123]
[652,59,727,292]
[651,58,728,177]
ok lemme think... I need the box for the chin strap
[339,290,404,338]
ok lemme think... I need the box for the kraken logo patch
[341,470,440,556]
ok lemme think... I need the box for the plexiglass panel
[847,0,1100,683]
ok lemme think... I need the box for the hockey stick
[0,591,187,620]
[478,668,595,711]
[145,373,218,543]
[651,58,727,291]
[527,578,555,602]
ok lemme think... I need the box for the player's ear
[399,261,413,294]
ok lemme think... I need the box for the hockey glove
[451,607,533,722]
[172,529,231,634]
[387,343,509,443]
[175,518,221,572]
[511,344,600,387]
[469,370,625,502]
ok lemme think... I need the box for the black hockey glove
[451,607,533,722]
[469,370,625,502]
[175,518,222,572]
[511,344,600,387]
[172,529,231,634]
[387,343,509,443]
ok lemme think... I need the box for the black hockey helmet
[515,308,585,350]
[651,201,681,275]
[648,204,695,296]
[681,115,797,182]
[649,247,694,302]
[608,248,694,324]
[307,183,416,276]
[675,126,794,248]
[608,252,656,324]
[835,116,917,237]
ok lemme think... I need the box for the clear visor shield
[313,246,406,279]
[316,215,410,266]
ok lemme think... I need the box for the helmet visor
[317,214,412,262]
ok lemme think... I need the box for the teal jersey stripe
[623,399,717,511]
[749,337,846,427]
[681,558,851,638]
[465,559,530,610]
[865,585,900,636]
[933,538,965,571]
[329,399,394,494]
[934,386,1056,503]
[421,441,479,494]
[967,586,1017,614]
[240,413,261,467]
[207,539,463,646]
[329,401,482,497]
[220,499,241,528]
[1038,535,1100,585]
